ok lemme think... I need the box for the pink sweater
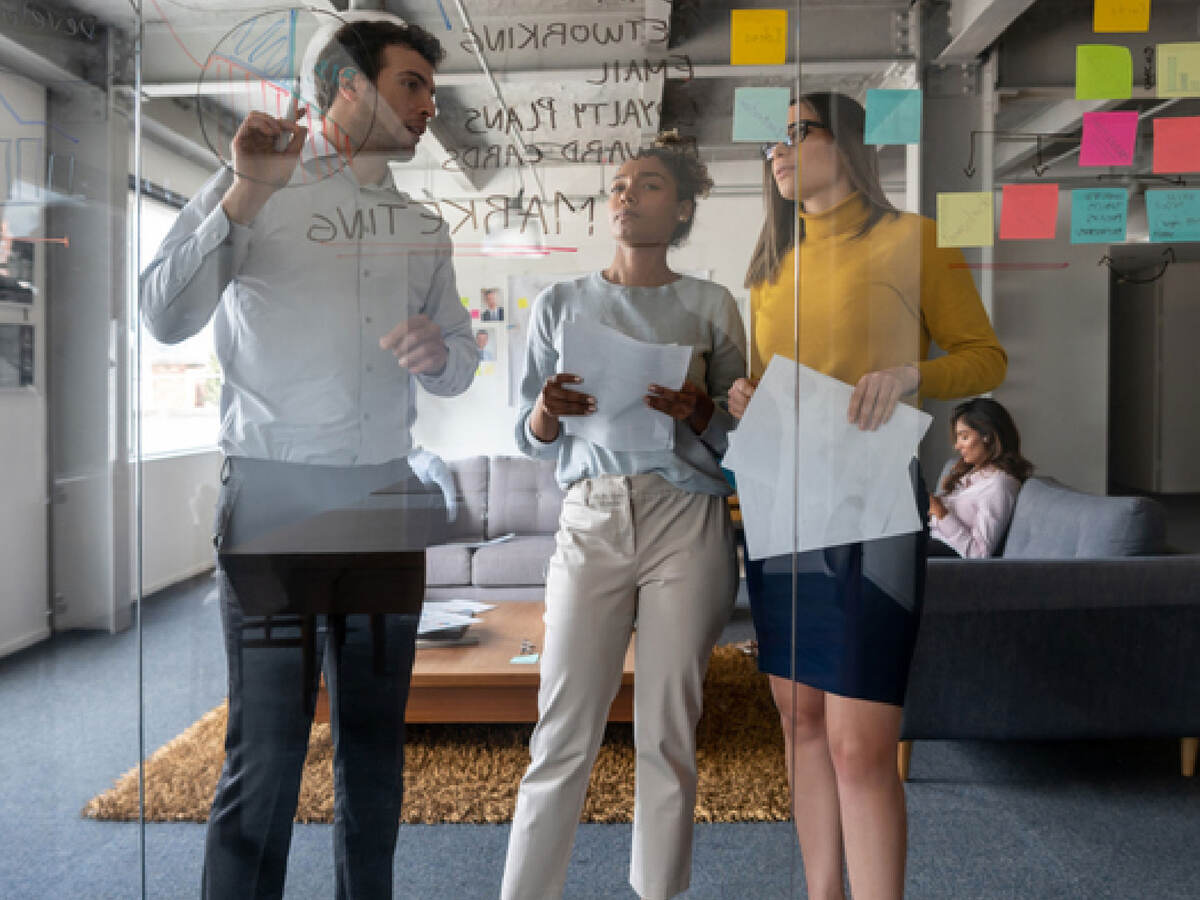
[930,466,1021,559]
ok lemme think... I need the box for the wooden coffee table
[315,602,635,724]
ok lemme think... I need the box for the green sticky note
[864,89,922,145]
[732,86,791,142]
[1076,45,1132,99]
[460,296,470,307]
[1156,42,1200,98]
[936,192,994,248]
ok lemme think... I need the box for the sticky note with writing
[1156,42,1200,97]
[864,89,922,145]
[730,9,788,66]
[1076,45,1133,99]
[999,184,1059,241]
[1079,110,1139,165]
[732,86,791,142]
[1152,116,1200,172]
[1070,188,1128,243]
[1094,0,1150,33]
[1146,189,1200,242]
[936,192,994,248]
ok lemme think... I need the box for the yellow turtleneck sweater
[750,192,1006,400]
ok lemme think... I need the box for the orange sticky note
[730,9,788,66]
[1152,116,1200,173]
[999,184,1060,241]
[1094,0,1150,33]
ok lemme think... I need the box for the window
[128,191,220,456]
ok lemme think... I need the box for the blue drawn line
[435,0,452,31]
[287,8,297,83]
[0,94,79,144]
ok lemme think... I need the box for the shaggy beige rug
[83,645,791,825]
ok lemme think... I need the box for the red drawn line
[950,262,1070,270]
[20,236,69,246]
[148,0,206,69]
[321,242,578,251]
[334,249,575,258]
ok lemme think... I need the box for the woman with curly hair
[500,137,747,900]
[928,397,1032,558]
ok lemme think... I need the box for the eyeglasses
[761,120,827,160]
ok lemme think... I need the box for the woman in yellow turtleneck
[728,93,1006,900]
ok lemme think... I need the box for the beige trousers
[500,474,737,900]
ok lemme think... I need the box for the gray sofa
[423,455,564,604]
[902,475,1200,777]
[423,457,1200,777]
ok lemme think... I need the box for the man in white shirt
[141,17,474,898]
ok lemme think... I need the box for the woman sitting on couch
[928,397,1033,558]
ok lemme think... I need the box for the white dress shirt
[929,466,1021,558]
[141,156,476,466]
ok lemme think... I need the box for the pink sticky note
[470,308,480,319]
[999,183,1060,241]
[1079,111,1138,166]
[1153,116,1200,173]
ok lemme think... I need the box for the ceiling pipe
[448,0,543,199]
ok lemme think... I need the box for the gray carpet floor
[1,573,1197,899]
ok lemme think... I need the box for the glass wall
[3,1,1198,898]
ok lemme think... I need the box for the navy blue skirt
[745,468,929,707]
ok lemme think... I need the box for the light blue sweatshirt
[515,272,747,497]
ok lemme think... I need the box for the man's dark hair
[313,20,445,111]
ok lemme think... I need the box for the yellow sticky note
[1094,0,1150,33]
[1076,45,1133,99]
[460,296,470,307]
[518,297,529,309]
[730,9,788,66]
[1157,42,1200,97]
[937,192,995,248]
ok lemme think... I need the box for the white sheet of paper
[558,319,692,452]
[725,356,932,559]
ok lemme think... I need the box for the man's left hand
[645,380,715,435]
[380,314,448,375]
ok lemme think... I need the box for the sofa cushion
[486,456,564,538]
[443,456,488,542]
[425,543,473,587]
[1002,477,1165,559]
[472,535,556,587]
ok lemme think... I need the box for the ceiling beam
[936,0,1038,64]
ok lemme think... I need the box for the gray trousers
[501,475,737,900]
[203,456,421,900]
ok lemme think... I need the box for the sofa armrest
[924,556,1200,614]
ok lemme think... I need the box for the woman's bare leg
[769,675,846,900]
[825,694,906,900]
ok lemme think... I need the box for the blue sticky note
[1070,188,1128,243]
[732,86,791,143]
[1146,189,1200,242]
[864,89,922,145]
[510,653,540,664]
